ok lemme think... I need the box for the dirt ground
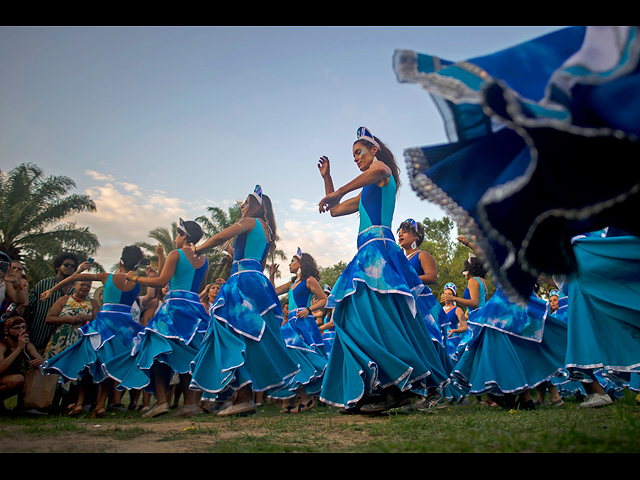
[0,410,387,453]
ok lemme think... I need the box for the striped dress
[27,277,75,352]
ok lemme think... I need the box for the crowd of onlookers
[0,251,221,416]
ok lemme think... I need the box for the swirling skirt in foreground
[189,261,300,401]
[565,235,640,384]
[319,226,449,409]
[395,26,640,303]
[41,303,143,384]
[103,291,209,393]
[452,315,567,397]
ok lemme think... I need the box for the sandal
[67,405,84,417]
[91,407,107,419]
[296,399,315,413]
[280,404,297,414]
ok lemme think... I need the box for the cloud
[85,170,115,181]
[290,198,318,213]
[70,180,192,270]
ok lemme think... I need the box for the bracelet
[131,275,139,283]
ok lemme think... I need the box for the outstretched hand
[318,190,343,213]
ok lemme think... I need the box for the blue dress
[41,274,142,384]
[394,26,640,304]
[446,278,487,362]
[270,279,328,399]
[564,230,640,388]
[102,250,209,393]
[189,219,299,401]
[319,175,449,409]
[321,311,335,357]
[452,287,568,397]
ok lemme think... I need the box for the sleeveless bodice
[233,219,270,264]
[464,277,487,312]
[407,252,423,276]
[288,279,313,310]
[358,174,396,232]
[170,249,208,292]
[103,274,140,306]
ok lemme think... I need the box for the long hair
[464,256,487,278]
[354,135,401,192]
[248,193,277,256]
[298,252,320,282]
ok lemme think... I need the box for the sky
[1,26,564,272]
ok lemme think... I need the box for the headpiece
[549,289,560,298]
[3,316,25,335]
[251,185,263,205]
[444,282,457,296]
[323,284,332,294]
[356,126,380,149]
[403,218,419,231]
[177,218,188,237]
[294,247,303,260]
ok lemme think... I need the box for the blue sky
[1,26,563,271]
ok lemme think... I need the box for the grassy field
[1,390,640,453]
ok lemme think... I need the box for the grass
[1,390,640,452]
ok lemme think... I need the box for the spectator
[0,316,43,413]
[42,279,99,413]
[27,253,87,352]
[0,256,30,317]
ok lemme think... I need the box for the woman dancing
[269,248,328,413]
[189,186,299,416]
[103,221,209,419]
[40,246,145,418]
[397,218,451,411]
[317,126,449,414]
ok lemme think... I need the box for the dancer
[189,185,299,416]
[102,221,209,419]
[317,126,448,414]
[40,246,145,417]
[397,218,451,411]
[394,26,640,304]
[443,283,467,359]
[269,248,328,413]
[562,228,640,408]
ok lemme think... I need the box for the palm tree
[133,223,179,272]
[0,163,100,284]
[196,203,241,282]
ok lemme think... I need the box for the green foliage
[419,215,495,299]
[0,163,100,284]
[319,261,348,289]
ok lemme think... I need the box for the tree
[0,163,100,284]
[195,203,241,282]
[319,261,348,290]
[420,216,495,299]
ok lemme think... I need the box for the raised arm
[318,159,390,216]
[40,272,109,301]
[193,217,253,256]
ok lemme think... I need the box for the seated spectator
[0,317,43,413]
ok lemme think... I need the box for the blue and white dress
[103,250,209,393]
[41,274,143,385]
[269,279,328,399]
[318,175,449,409]
[394,26,640,305]
[189,219,300,401]
[446,278,487,362]
[564,229,640,390]
[321,311,335,357]
[452,287,567,397]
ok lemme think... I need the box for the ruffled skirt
[189,259,300,401]
[452,291,566,396]
[41,303,143,385]
[319,226,449,409]
[394,26,640,304]
[564,235,640,384]
[102,290,209,392]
